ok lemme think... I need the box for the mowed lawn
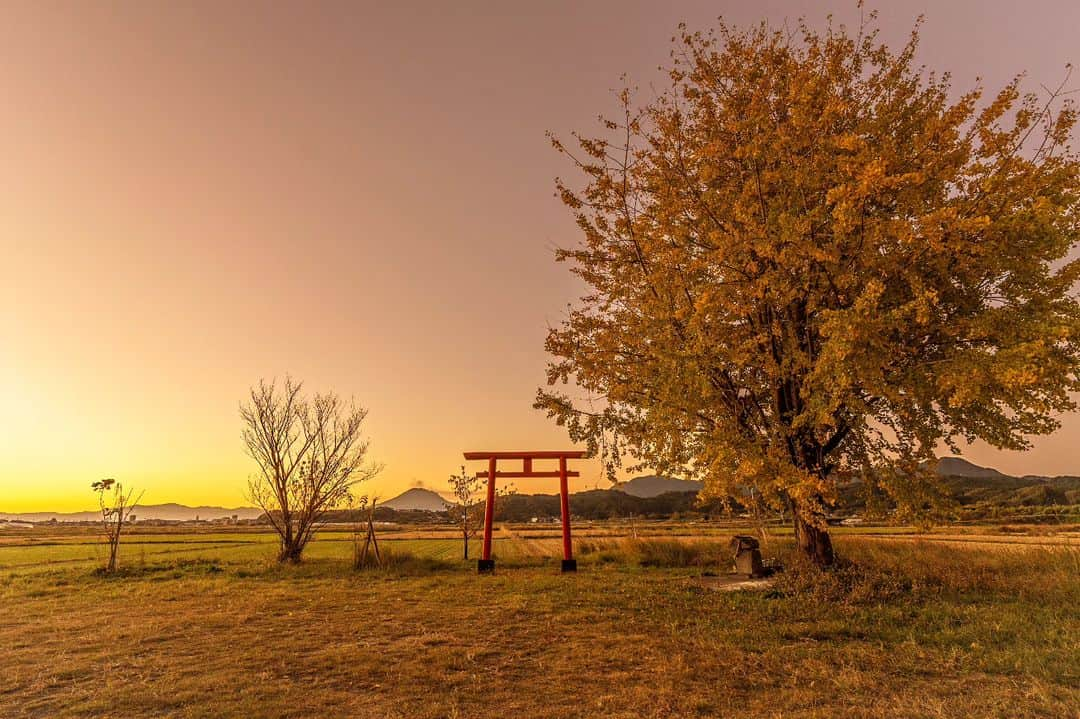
[1,530,1077,718]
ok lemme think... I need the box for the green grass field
[1,526,1077,718]
[0,530,525,575]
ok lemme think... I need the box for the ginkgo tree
[536,10,1080,565]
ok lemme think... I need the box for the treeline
[316,507,440,524]
[492,489,728,522]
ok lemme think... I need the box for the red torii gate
[464,450,587,573]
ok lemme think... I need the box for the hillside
[616,475,703,497]
[934,457,1009,479]
[830,458,1080,519]
[937,474,1080,508]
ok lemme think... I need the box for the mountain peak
[934,457,1009,479]
[380,487,449,512]
[616,475,703,498]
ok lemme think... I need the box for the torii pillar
[464,450,586,573]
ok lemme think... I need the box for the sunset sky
[3,1,1080,513]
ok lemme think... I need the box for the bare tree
[91,478,142,573]
[241,377,381,563]
[447,466,483,560]
[447,466,514,560]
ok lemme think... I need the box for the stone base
[734,548,765,578]
[561,559,577,573]
[477,559,495,574]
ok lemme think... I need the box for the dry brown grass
[0,536,1076,718]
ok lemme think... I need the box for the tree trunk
[463,534,469,560]
[107,536,119,572]
[793,508,834,567]
[279,540,303,563]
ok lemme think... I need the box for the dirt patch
[692,574,777,592]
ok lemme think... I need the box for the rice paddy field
[1,522,1078,718]
[1,522,1075,576]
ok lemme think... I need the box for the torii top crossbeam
[464,451,588,460]
[463,450,586,573]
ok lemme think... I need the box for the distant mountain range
[0,503,264,523]
[491,458,1080,521]
[5,458,1075,523]
[933,456,1080,485]
[618,458,1079,495]
[380,487,450,512]
[377,478,705,507]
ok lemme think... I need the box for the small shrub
[771,554,912,605]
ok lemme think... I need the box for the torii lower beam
[464,450,587,573]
